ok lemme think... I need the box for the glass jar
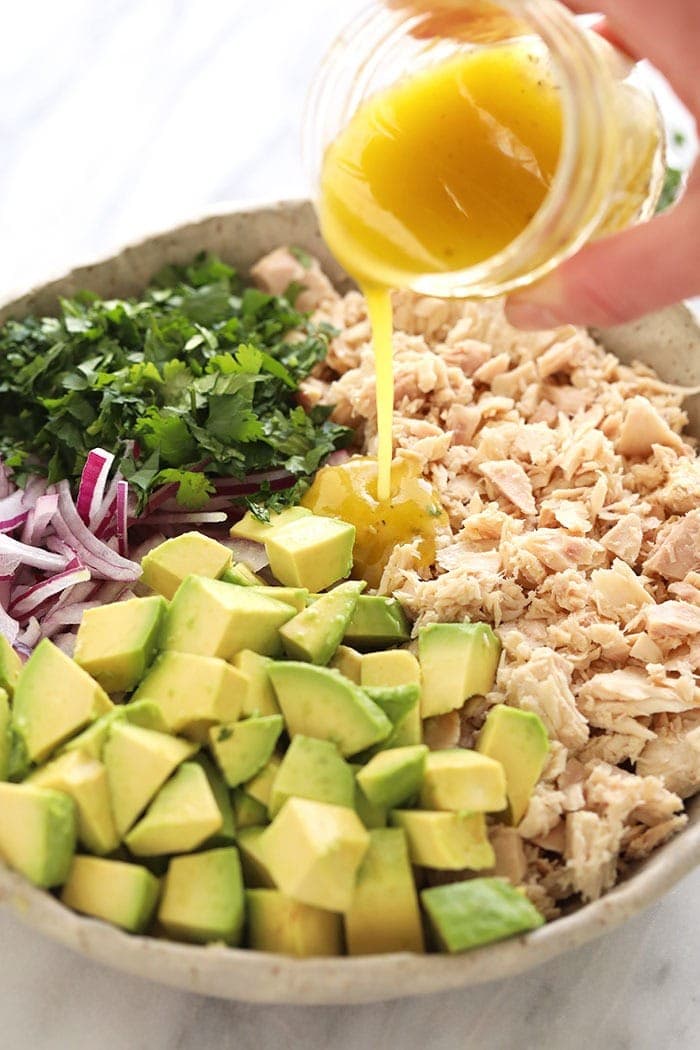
[303,0,666,299]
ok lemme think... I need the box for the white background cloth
[1,3,698,1046]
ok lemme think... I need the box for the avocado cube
[232,787,269,829]
[262,797,369,912]
[265,516,355,592]
[0,783,77,887]
[233,650,279,717]
[420,749,507,813]
[280,581,364,665]
[251,587,310,613]
[244,754,283,808]
[350,764,388,829]
[0,636,22,698]
[237,826,276,887]
[61,701,169,762]
[419,622,501,718]
[230,506,312,543]
[61,856,160,933]
[221,562,264,586]
[269,735,355,818]
[390,810,495,870]
[73,595,167,693]
[194,755,237,846]
[13,639,113,764]
[103,723,198,836]
[344,828,424,954]
[141,532,232,600]
[342,596,410,650]
[0,689,10,781]
[132,651,247,738]
[159,847,245,945]
[477,704,549,825]
[329,645,363,683]
[421,878,545,952]
[360,649,422,747]
[125,762,223,856]
[29,750,119,855]
[357,745,428,810]
[161,575,295,660]
[269,663,392,758]
[209,715,284,788]
[247,889,343,957]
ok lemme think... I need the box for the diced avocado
[194,755,236,846]
[262,797,369,912]
[28,750,119,855]
[265,516,355,592]
[0,689,10,781]
[342,596,410,650]
[0,636,22,698]
[237,826,276,887]
[232,650,279,717]
[357,745,428,810]
[73,595,167,693]
[221,562,264,586]
[103,723,198,836]
[269,663,392,758]
[13,639,113,763]
[247,889,343,957]
[360,649,422,747]
[209,715,284,788]
[390,810,495,870]
[132,651,247,738]
[329,645,363,683]
[61,701,168,762]
[230,506,312,543]
[125,762,222,856]
[269,735,355,818]
[421,878,545,952]
[419,622,501,717]
[232,787,269,829]
[161,575,294,660]
[6,727,29,782]
[477,704,549,826]
[420,749,507,813]
[354,783,387,829]
[61,856,160,934]
[159,847,245,945]
[0,783,76,888]
[280,581,364,665]
[345,828,424,954]
[244,754,283,808]
[251,587,310,613]
[359,684,422,759]
[141,532,232,600]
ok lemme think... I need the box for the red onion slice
[53,481,141,582]
[76,448,115,526]
[10,564,91,619]
[0,534,70,573]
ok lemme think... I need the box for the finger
[505,173,700,330]
[560,1,699,114]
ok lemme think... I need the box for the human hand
[387,1,699,328]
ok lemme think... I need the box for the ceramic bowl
[1,199,699,1004]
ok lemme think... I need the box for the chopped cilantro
[0,253,351,512]
[656,167,683,213]
[289,246,313,269]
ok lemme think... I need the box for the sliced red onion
[76,448,115,526]
[53,481,141,582]
[0,602,20,645]
[21,493,59,546]
[0,459,12,500]
[52,631,77,657]
[116,480,129,557]
[0,489,28,533]
[326,449,351,466]
[10,564,91,620]
[17,617,42,648]
[224,537,269,572]
[0,534,70,573]
[40,601,101,638]
[92,479,119,540]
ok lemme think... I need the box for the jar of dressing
[303,0,666,300]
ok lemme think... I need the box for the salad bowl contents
[0,202,698,1004]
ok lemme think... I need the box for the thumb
[506,171,700,330]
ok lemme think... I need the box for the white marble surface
[1,2,699,1046]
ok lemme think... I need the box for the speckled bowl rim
[0,199,698,1005]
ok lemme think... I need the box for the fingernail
[504,300,565,331]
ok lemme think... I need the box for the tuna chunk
[601,515,643,564]
[478,460,536,516]
[616,396,685,458]
[645,601,700,644]
[250,247,336,312]
[645,509,700,582]
[637,720,700,798]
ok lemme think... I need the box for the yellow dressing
[320,43,563,512]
